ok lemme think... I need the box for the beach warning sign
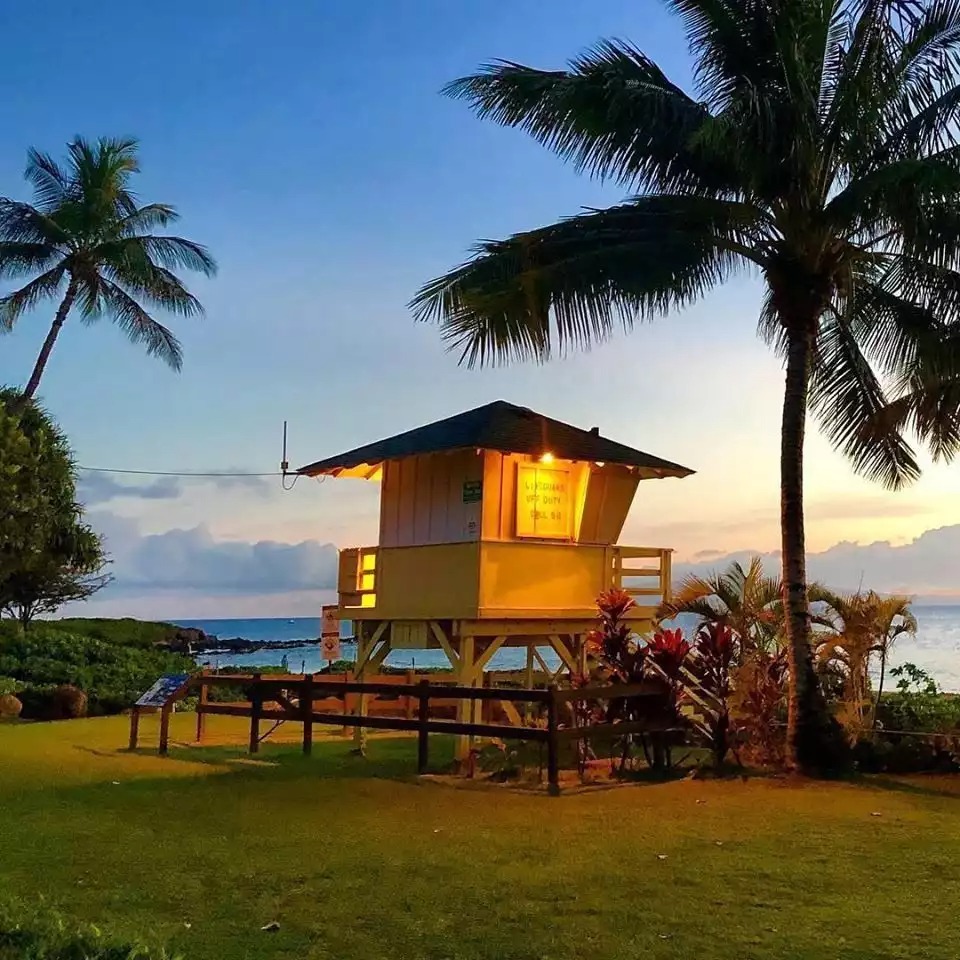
[320,605,341,661]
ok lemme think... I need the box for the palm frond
[116,204,179,234]
[0,200,72,247]
[444,39,736,193]
[412,195,762,367]
[97,280,183,370]
[0,241,60,280]
[810,297,921,489]
[24,148,69,211]
[0,267,66,331]
[127,235,217,275]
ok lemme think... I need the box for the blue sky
[2,1,959,616]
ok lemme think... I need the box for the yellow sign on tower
[516,462,572,540]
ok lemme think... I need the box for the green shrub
[0,903,178,959]
[876,663,960,734]
[0,624,193,719]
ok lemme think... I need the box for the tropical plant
[0,389,108,625]
[730,649,790,767]
[689,622,740,769]
[412,0,960,772]
[881,662,960,733]
[660,556,783,653]
[586,587,646,683]
[811,587,917,738]
[0,136,216,397]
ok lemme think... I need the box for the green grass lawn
[1,715,958,960]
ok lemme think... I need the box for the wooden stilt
[524,644,535,724]
[128,707,140,751]
[455,634,475,763]
[159,704,172,757]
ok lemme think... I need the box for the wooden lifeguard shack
[297,400,693,749]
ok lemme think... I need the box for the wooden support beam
[128,707,140,751]
[432,622,460,671]
[159,704,172,757]
[548,634,579,675]
[455,635,475,763]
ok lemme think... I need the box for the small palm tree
[412,0,960,772]
[810,588,917,737]
[0,137,216,398]
[659,556,783,654]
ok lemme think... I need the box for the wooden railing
[146,672,677,795]
[610,546,673,603]
[338,542,674,612]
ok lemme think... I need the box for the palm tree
[810,588,917,738]
[412,0,960,772]
[0,137,216,398]
[659,556,784,654]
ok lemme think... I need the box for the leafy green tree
[0,136,217,398]
[412,0,960,772]
[0,389,108,625]
[659,556,784,653]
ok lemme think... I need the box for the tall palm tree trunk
[781,326,846,773]
[23,280,78,399]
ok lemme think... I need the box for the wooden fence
[136,671,676,795]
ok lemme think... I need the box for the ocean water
[176,606,960,691]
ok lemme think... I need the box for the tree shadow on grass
[852,774,960,801]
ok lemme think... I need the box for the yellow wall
[373,542,481,619]
[379,451,484,547]
[577,465,641,544]
[478,541,610,615]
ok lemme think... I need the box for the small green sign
[462,480,482,503]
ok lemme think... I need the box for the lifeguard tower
[297,400,693,747]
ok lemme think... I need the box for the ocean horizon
[174,604,960,691]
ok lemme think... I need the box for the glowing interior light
[540,452,555,464]
[595,461,606,468]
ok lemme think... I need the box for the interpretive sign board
[135,674,191,708]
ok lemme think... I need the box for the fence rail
[135,670,676,795]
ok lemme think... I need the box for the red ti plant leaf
[645,628,691,680]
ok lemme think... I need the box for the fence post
[405,669,415,719]
[128,707,140,751]
[417,679,430,774]
[547,684,560,796]
[159,704,172,757]
[302,673,314,756]
[196,675,208,743]
[249,672,262,754]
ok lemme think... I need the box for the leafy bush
[730,650,789,767]
[0,903,178,959]
[876,663,960,734]
[688,622,740,769]
[0,623,193,718]
[852,734,960,774]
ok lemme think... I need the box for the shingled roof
[297,400,694,479]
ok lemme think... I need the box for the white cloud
[76,471,273,508]
[676,524,960,598]
[76,514,960,619]
[89,512,338,596]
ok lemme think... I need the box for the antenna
[280,420,289,475]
